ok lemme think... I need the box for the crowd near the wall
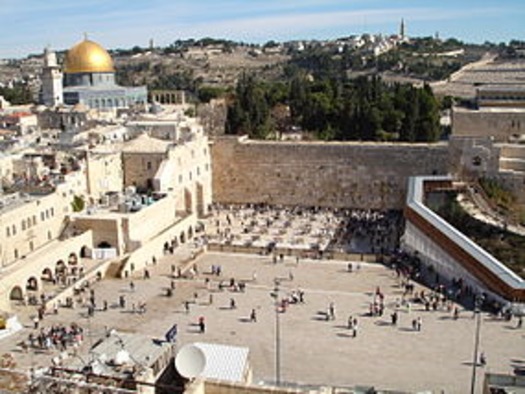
[206,203,403,255]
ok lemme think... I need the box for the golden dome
[63,39,115,74]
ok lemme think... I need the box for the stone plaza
[2,245,523,393]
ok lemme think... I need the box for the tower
[400,18,405,39]
[40,47,63,107]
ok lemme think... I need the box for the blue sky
[1,0,524,58]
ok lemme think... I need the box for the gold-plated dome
[63,39,115,74]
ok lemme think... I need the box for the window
[179,175,183,183]
[12,225,16,235]
[21,221,26,231]
[29,241,34,251]
[45,210,49,219]
[41,212,45,221]
[6,227,10,237]
[33,216,36,225]
[14,249,18,259]
[189,172,192,181]
[147,161,152,170]
[48,231,52,240]
[50,207,54,216]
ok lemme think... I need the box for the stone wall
[211,137,449,210]
[452,107,525,143]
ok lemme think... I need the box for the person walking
[198,316,205,333]
[391,311,398,326]
[119,295,126,309]
[329,302,336,320]
[250,309,257,322]
[480,352,487,366]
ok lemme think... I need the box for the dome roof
[64,39,115,74]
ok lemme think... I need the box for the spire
[400,18,405,39]
[83,32,89,41]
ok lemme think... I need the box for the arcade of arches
[149,90,186,105]
[8,246,91,305]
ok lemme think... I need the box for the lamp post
[270,278,281,386]
[470,294,484,394]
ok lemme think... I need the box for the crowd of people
[207,203,403,256]
[21,323,84,352]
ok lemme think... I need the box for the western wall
[211,137,449,210]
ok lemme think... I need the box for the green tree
[0,83,33,105]
[71,195,85,212]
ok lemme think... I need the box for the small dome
[64,39,115,74]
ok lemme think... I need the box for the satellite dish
[175,344,206,379]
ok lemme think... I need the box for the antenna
[175,344,206,379]
[83,32,88,41]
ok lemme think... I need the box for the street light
[270,278,281,386]
[470,294,484,394]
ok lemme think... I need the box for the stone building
[0,107,212,310]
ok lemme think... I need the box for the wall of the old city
[452,108,525,143]
[211,137,449,210]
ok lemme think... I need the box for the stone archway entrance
[26,277,38,292]
[98,241,112,249]
[80,245,90,258]
[9,286,23,301]
[41,268,54,282]
[56,260,66,277]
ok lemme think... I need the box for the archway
[188,226,193,240]
[180,232,186,244]
[26,277,38,292]
[9,286,23,301]
[56,260,66,276]
[80,245,90,258]
[68,252,78,265]
[41,268,53,282]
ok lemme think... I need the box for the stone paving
[1,249,524,393]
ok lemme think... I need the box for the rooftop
[121,133,173,153]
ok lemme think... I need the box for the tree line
[226,73,441,142]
